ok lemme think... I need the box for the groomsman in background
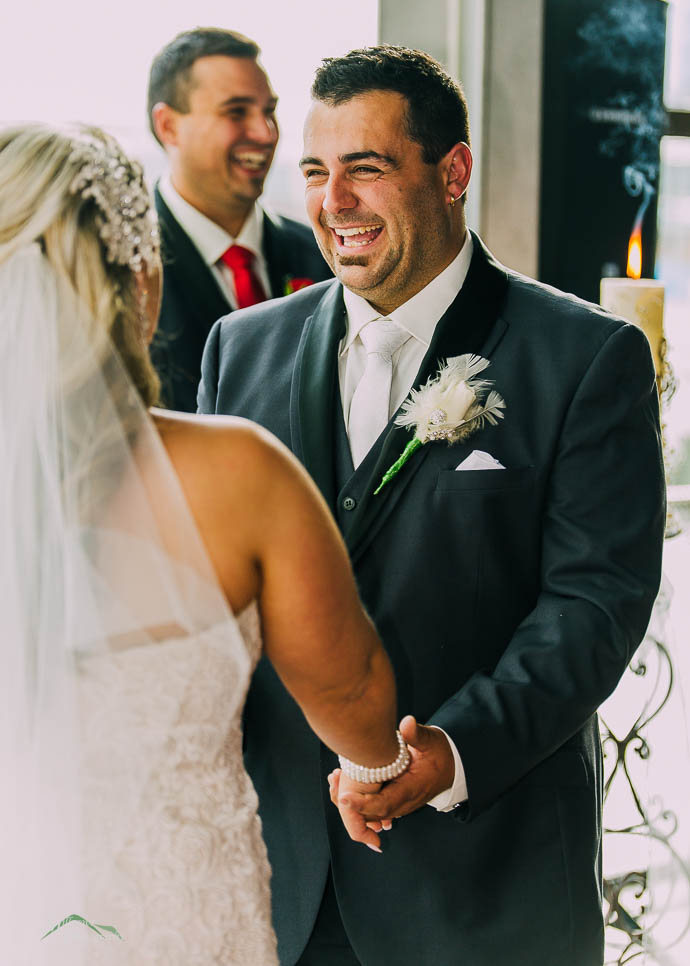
[147,27,330,411]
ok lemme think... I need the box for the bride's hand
[327,769,392,852]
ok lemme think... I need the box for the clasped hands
[328,715,455,852]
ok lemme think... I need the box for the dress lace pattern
[78,603,278,966]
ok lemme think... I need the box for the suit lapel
[263,210,292,298]
[344,233,510,559]
[290,280,346,511]
[155,187,231,325]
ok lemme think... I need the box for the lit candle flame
[627,225,642,280]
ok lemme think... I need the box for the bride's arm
[251,428,400,772]
[158,414,401,782]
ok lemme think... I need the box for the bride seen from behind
[0,123,405,965]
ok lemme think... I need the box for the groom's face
[301,90,464,315]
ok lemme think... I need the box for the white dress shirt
[158,174,272,309]
[340,231,474,811]
[340,233,474,424]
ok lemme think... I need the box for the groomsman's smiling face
[301,90,471,315]
[154,55,279,235]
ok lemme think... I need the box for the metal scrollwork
[602,627,690,964]
[659,338,677,410]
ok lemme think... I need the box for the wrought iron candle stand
[602,358,690,964]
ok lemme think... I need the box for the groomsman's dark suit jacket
[198,233,665,966]
[151,186,331,412]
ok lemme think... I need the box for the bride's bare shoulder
[149,410,300,610]
[150,408,294,495]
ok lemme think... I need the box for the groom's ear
[151,102,179,150]
[441,141,472,206]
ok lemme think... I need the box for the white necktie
[348,319,410,468]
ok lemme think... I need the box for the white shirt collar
[158,173,264,266]
[340,231,474,355]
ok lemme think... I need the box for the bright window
[659,0,690,483]
[665,0,690,110]
[658,137,690,481]
[0,0,379,222]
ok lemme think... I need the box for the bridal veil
[0,132,249,964]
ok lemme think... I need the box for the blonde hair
[0,123,160,407]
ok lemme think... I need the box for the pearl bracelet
[338,730,411,784]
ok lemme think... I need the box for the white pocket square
[455,450,505,471]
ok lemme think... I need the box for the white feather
[396,355,504,443]
[377,355,505,492]
[443,354,491,383]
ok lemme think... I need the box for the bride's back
[0,123,320,626]
[0,121,394,759]
[0,122,283,964]
[0,120,398,962]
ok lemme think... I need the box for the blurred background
[0,0,378,221]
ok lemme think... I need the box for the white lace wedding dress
[77,603,279,966]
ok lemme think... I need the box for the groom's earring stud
[449,195,458,208]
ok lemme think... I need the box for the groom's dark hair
[311,45,470,165]
[147,28,260,145]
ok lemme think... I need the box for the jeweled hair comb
[68,132,160,274]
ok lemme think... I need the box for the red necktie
[220,245,268,309]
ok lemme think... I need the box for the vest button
[342,496,357,511]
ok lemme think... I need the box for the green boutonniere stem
[374,437,423,495]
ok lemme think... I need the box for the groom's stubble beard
[331,246,405,306]
[337,254,368,266]
[317,214,406,301]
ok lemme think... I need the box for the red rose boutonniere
[284,276,314,295]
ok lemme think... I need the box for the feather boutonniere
[374,354,505,495]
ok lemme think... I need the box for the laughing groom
[199,46,665,966]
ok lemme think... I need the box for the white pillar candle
[600,277,665,377]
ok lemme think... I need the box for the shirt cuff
[426,726,468,812]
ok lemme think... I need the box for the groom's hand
[340,715,455,822]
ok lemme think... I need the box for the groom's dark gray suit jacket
[198,233,665,966]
